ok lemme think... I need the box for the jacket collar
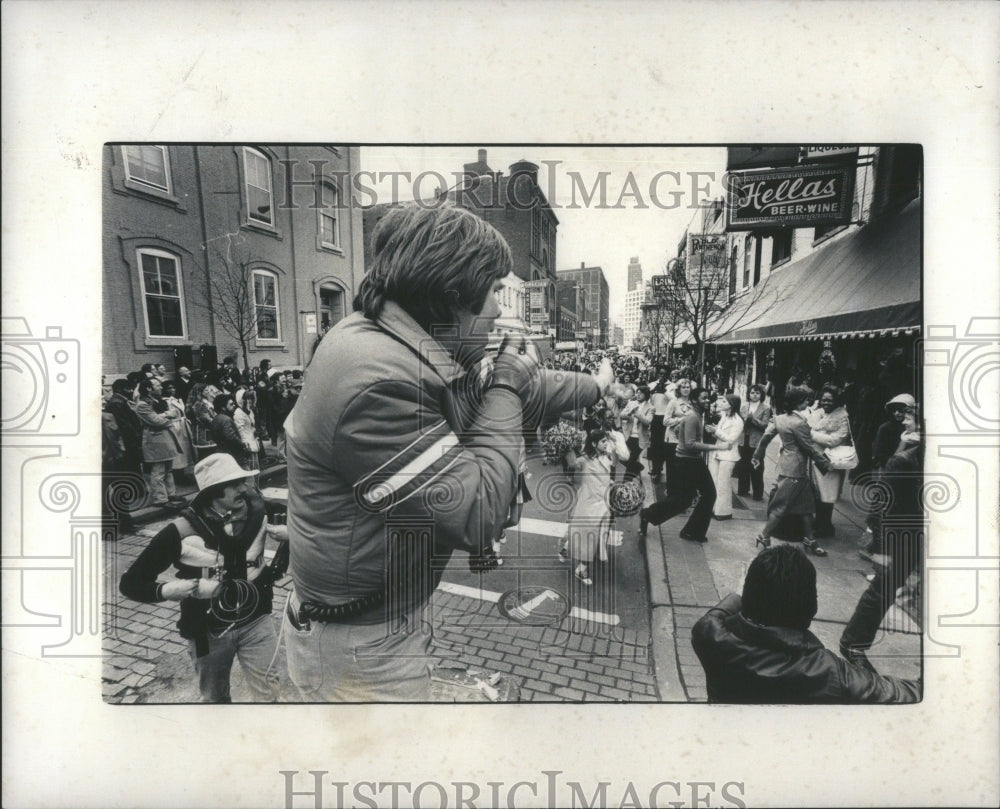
[727,611,825,655]
[374,300,466,385]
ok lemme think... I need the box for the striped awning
[711,198,921,345]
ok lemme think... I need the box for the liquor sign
[725,164,856,231]
[803,146,858,161]
[651,275,672,295]
[529,312,549,325]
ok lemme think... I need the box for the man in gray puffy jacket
[283,202,612,701]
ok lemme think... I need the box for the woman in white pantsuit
[706,394,744,520]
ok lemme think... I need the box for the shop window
[243,147,274,225]
[138,248,186,338]
[253,270,280,340]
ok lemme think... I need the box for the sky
[358,146,728,322]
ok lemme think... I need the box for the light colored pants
[708,455,736,518]
[284,592,433,701]
[145,460,176,504]
[188,614,279,703]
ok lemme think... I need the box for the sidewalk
[641,443,922,702]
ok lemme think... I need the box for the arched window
[318,182,340,249]
[137,248,186,338]
[252,269,281,340]
[242,147,274,225]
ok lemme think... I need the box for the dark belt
[287,590,384,628]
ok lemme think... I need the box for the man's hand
[491,334,541,399]
[193,578,222,599]
[160,579,198,601]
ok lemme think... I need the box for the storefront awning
[711,198,921,345]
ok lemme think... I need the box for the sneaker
[574,564,593,586]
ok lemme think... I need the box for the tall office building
[627,256,643,291]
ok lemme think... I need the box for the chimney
[478,148,487,164]
[581,262,585,269]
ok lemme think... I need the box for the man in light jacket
[134,377,184,508]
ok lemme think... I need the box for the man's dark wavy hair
[741,545,818,630]
[354,202,513,332]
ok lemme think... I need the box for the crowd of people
[110,200,922,704]
[101,357,306,515]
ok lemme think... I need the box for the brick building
[102,144,365,377]
[362,149,558,341]
[557,263,610,348]
[555,278,588,344]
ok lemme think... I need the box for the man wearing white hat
[119,453,288,702]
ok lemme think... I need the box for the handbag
[824,417,859,470]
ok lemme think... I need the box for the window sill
[254,339,286,350]
[319,243,344,256]
[770,257,791,270]
[143,336,189,347]
[115,182,187,211]
[242,221,283,240]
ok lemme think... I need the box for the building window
[742,235,753,288]
[530,207,541,258]
[122,145,172,193]
[319,182,340,249]
[138,249,186,338]
[243,147,274,225]
[770,229,793,266]
[253,270,280,340]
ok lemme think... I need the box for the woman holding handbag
[807,384,855,539]
[706,394,744,520]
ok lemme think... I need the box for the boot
[814,502,835,539]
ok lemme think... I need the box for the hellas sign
[725,164,855,231]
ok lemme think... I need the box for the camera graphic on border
[1,317,80,436]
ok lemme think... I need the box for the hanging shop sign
[686,232,729,287]
[725,164,855,231]
[529,290,543,308]
[529,311,549,324]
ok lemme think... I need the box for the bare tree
[192,232,265,375]
[668,234,780,383]
[638,274,683,363]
